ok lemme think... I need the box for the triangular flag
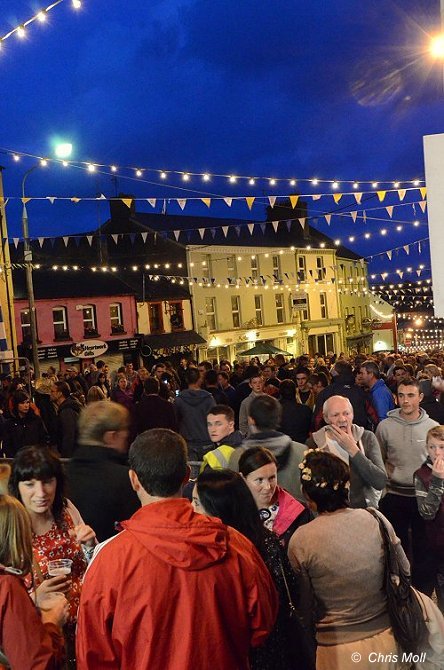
[177,199,186,210]
[260,223,266,233]
[272,220,279,233]
[141,232,148,243]
[147,199,156,208]
[235,226,241,237]
[98,193,107,200]
[129,233,136,245]
[385,206,394,218]
[286,220,292,232]
[63,237,70,247]
[173,230,180,241]
[21,197,31,205]
[198,228,205,239]
[201,198,211,208]
[333,193,342,204]
[289,195,299,208]
[211,228,217,238]
[246,197,255,210]
[222,226,229,237]
[71,197,80,203]
[419,200,427,213]
[46,197,56,204]
[112,234,119,244]
[121,198,132,208]
[299,218,306,229]
[38,237,45,247]
[312,194,321,201]
[377,190,386,202]
[87,236,93,246]
[325,214,331,225]
[416,270,421,277]
[268,196,276,207]
[354,193,362,204]
[12,238,19,248]
[398,189,406,201]
[223,198,232,207]
[403,245,410,255]
[398,271,403,279]
[247,223,254,235]
[386,250,392,260]
[420,187,427,199]
[350,211,357,222]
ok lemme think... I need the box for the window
[302,299,310,322]
[297,255,306,282]
[231,295,241,328]
[254,295,263,326]
[201,256,211,282]
[272,255,281,281]
[82,305,97,337]
[227,255,237,276]
[275,293,285,323]
[251,256,259,281]
[110,303,124,333]
[20,309,31,341]
[53,306,69,340]
[320,293,328,319]
[149,302,164,334]
[169,302,184,331]
[205,297,217,331]
[316,256,325,281]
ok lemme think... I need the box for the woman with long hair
[2,390,49,457]
[238,447,312,548]
[193,469,315,670]
[288,450,415,670]
[9,446,96,665]
[0,493,68,668]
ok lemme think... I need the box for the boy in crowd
[201,405,243,471]
[414,425,444,611]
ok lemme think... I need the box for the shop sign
[70,340,108,359]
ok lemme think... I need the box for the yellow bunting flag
[21,197,31,204]
[289,195,299,208]
[420,187,427,199]
[377,191,386,202]
[121,198,133,208]
[201,198,211,208]
[333,193,342,204]
[354,192,362,204]
[398,189,406,201]
[71,197,81,203]
[246,197,255,210]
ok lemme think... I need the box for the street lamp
[21,144,72,380]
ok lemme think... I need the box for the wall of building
[136,299,193,334]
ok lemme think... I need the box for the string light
[1,0,82,47]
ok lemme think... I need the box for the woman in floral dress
[9,446,96,666]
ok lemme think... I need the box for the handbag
[367,509,429,654]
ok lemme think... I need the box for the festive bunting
[246,197,255,211]
[268,196,276,207]
[177,199,186,210]
[147,199,156,208]
[201,198,211,208]
[398,189,406,201]
[247,223,255,235]
[386,206,393,218]
[289,195,299,208]
[350,211,357,222]
[333,194,342,204]
[325,214,331,225]
[419,201,427,213]
[223,198,232,207]
[121,198,133,209]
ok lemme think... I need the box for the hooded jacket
[307,425,387,508]
[1,409,49,458]
[376,408,439,496]
[174,389,216,457]
[229,430,306,501]
[76,498,277,670]
[56,396,82,458]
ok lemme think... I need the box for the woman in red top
[9,446,96,666]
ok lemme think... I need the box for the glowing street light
[430,34,444,59]
[54,142,73,159]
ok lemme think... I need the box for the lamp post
[22,165,41,379]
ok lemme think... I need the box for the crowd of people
[0,348,444,669]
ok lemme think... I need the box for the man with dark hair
[238,373,264,438]
[131,377,177,437]
[203,369,229,405]
[279,379,312,444]
[216,371,236,407]
[77,428,277,670]
[294,366,315,408]
[201,404,243,471]
[313,361,378,431]
[359,360,395,421]
[230,395,307,501]
[174,367,216,459]
[50,381,82,457]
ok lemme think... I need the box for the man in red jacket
[76,428,277,670]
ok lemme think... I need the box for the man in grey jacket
[307,395,387,508]
[376,378,438,590]
[174,367,215,460]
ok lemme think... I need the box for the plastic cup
[47,559,73,577]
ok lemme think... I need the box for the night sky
[1,0,443,284]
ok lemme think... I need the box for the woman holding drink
[9,446,97,663]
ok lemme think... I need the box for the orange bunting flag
[71,197,81,203]
[325,214,331,225]
[246,197,255,210]
[201,198,211,208]
[350,211,357,222]
[354,192,362,204]
[333,193,342,204]
[289,195,299,208]
[21,197,31,204]
[420,187,427,199]
[419,201,427,213]
[377,190,386,202]
[386,206,393,218]
[121,198,132,208]
[398,189,406,201]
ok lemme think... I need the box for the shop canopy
[238,342,293,357]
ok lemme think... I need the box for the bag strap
[366,508,398,580]
[278,554,296,615]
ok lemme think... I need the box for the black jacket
[1,410,49,458]
[65,445,140,542]
[313,374,378,430]
[56,396,82,457]
[279,399,312,444]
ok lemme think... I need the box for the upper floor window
[297,255,306,282]
[254,295,263,326]
[53,306,69,340]
[205,297,217,331]
[201,256,211,282]
[251,256,259,281]
[275,293,285,323]
[20,309,31,342]
[231,295,241,328]
[316,256,325,281]
[110,303,124,333]
[169,302,184,331]
[272,255,281,280]
[83,305,98,337]
[320,292,328,319]
[149,302,164,334]
[227,255,237,276]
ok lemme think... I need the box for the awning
[143,330,206,350]
[346,333,373,343]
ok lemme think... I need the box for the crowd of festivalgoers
[0,349,444,668]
